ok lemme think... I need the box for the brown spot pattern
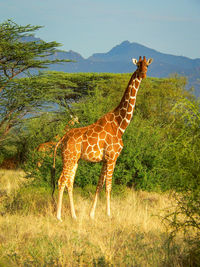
[54,56,152,220]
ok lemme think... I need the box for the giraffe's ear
[132,58,138,65]
[147,58,153,65]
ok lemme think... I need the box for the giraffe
[52,56,153,221]
[36,115,79,167]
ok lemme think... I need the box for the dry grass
[0,169,28,195]
[0,170,189,266]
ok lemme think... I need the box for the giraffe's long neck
[114,71,142,135]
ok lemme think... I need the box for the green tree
[0,20,70,141]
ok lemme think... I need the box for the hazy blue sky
[0,0,200,59]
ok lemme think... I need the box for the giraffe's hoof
[57,216,63,222]
[90,212,95,219]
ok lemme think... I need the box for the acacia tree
[0,20,70,141]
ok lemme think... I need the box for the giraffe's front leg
[105,160,116,217]
[90,162,107,219]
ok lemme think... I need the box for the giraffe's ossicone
[52,56,153,221]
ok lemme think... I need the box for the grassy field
[0,170,193,266]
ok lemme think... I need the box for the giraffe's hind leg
[56,161,78,221]
[65,162,78,219]
[57,171,65,221]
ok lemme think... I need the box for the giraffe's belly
[81,145,104,162]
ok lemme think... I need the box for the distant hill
[24,37,200,96]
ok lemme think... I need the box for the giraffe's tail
[51,135,65,200]
[51,167,56,202]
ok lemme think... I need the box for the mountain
[47,40,200,96]
[23,37,200,96]
[88,41,200,76]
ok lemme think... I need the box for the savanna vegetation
[0,20,200,266]
[0,169,195,266]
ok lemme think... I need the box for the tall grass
[0,170,194,266]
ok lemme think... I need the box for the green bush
[3,185,54,216]
[2,73,199,196]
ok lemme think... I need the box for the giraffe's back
[62,112,123,163]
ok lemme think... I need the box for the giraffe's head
[70,115,79,125]
[132,56,153,79]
